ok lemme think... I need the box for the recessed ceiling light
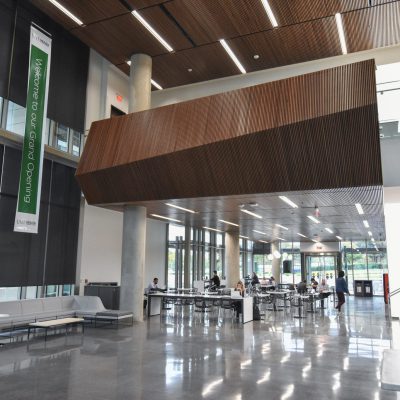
[297,233,307,238]
[219,39,246,74]
[368,231,373,236]
[165,203,196,213]
[132,10,173,52]
[325,228,333,234]
[203,226,224,233]
[239,235,249,239]
[259,240,269,244]
[253,54,260,60]
[363,220,370,228]
[336,236,343,240]
[219,219,239,227]
[307,215,320,224]
[277,237,285,241]
[335,13,347,55]
[371,238,375,242]
[253,229,267,235]
[188,68,193,72]
[241,209,262,219]
[150,214,181,223]
[278,196,298,208]
[260,0,278,27]
[355,203,364,215]
[48,0,83,25]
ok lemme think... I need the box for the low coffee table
[28,317,84,341]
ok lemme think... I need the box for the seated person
[296,280,307,294]
[260,276,268,285]
[209,270,221,289]
[269,276,276,289]
[311,277,319,291]
[233,281,245,318]
[251,272,260,286]
[145,277,165,294]
[317,278,331,308]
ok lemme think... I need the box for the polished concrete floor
[0,296,398,400]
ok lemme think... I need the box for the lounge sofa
[0,296,133,337]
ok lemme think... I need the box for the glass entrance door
[305,255,337,287]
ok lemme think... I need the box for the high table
[258,290,292,311]
[147,293,253,324]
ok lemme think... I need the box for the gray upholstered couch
[0,296,133,335]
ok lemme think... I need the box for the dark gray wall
[0,143,81,286]
[0,0,89,132]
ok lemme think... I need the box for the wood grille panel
[77,60,381,208]
[79,60,377,174]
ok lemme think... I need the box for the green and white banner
[14,25,51,234]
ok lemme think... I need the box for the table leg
[147,296,151,317]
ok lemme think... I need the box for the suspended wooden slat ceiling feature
[31,0,400,89]
[76,61,381,214]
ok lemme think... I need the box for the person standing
[251,272,260,286]
[317,278,331,308]
[335,271,349,315]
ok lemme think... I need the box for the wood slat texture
[30,0,129,28]
[76,60,382,209]
[33,0,400,89]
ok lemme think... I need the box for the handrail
[389,288,400,297]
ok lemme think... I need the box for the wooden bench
[27,317,85,341]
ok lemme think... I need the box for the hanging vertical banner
[14,25,51,234]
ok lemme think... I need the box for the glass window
[71,130,82,156]
[45,285,57,297]
[168,224,185,241]
[62,285,73,296]
[6,101,26,136]
[204,230,210,244]
[216,233,223,247]
[55,123,69,152]
[26,286,38,299]
[253,254,272,279]
[167,247,177,288]
[0,287,21,301]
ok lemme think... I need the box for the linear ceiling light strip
[219,39,246,74]
[132,10,173,52]
[48,0,83,25]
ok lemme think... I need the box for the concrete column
[271,241,281,284]
[120,206,146,321]
[184,225,191,288]
[129,53,152,113]
[384,187,400,319]
[225,232,240,287]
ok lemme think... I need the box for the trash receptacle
[354,280,373,297]
[354,280,364,297]
[363,280,373,297]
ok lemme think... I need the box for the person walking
[335,271,349,316]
